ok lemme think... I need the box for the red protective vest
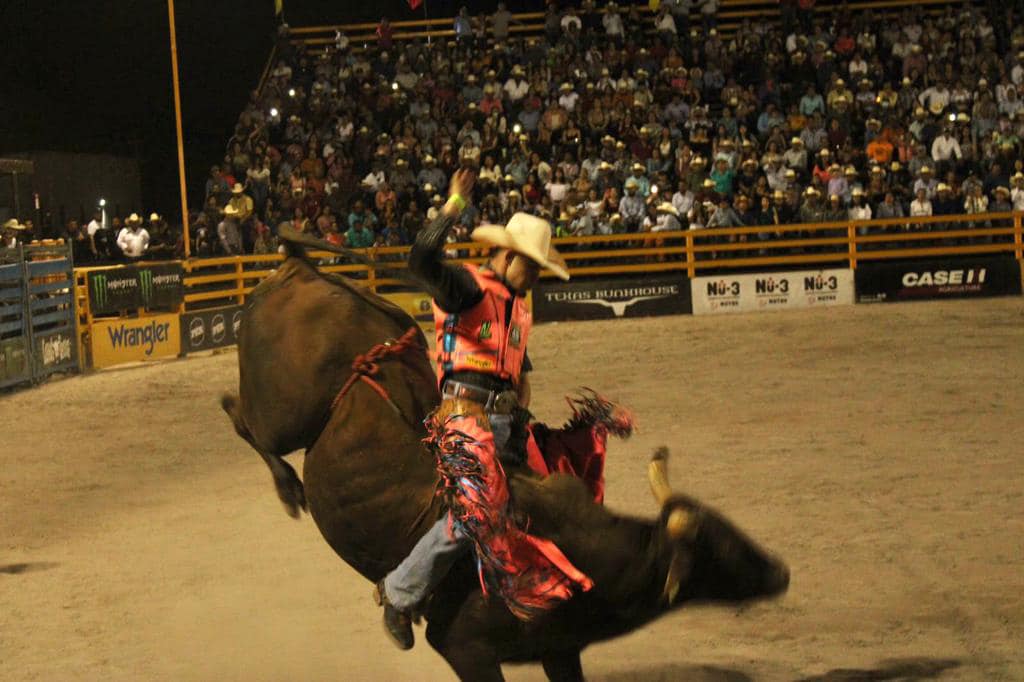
[433,265,531,386]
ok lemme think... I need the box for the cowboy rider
[374,170,572,650]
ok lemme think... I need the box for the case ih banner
[88,264,183,315]
[691,268,855,315]
[534,274,692,322]
[855,256,1023,303]
[179,305,244,354]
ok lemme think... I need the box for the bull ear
[648,446,673,506]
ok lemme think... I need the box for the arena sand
[2,297,1022,681]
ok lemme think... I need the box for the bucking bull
[222,228,789,681]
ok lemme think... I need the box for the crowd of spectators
[2,212,180,264]
[196,0,1024,258]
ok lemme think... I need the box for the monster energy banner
[89,264,183,315]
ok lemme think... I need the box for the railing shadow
[592,663,753,682]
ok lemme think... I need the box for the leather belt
[441,380,517,413]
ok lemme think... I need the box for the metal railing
[289,0,979,53]
[176,212,1023,310]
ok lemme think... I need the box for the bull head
[648,447,789,606]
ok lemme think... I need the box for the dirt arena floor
[3,297,1023,681]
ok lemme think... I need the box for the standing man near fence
[116,214,150,261]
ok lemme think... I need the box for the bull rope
[328,326,422,424]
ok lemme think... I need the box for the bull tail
[221,393,307,519]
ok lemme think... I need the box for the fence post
[235,258,245,305]
[366,248,377,294]
[685,231,695,278]
[1014,212,1022,261]
[847,221,858,270]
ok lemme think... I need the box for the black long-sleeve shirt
[410,214,531,390]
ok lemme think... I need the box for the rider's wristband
[448,193,467,211]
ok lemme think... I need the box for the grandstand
[194,0,1022,275]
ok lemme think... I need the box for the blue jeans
[383,413,511,611]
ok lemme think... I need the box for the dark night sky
[0,0,539,220]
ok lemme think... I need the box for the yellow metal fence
[177,212,1023,310]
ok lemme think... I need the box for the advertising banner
[90,313,181,368]
[34,329,75,372]
[138,263,184,309]
[691,268,855,315]
[88,263,184,315]
[534,274,692,322]
[180,305,244,354]
[855,256,1022,303]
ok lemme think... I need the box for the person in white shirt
[117,213,150,260]
[602,3,624,42]
[918,84,951,113]
[930,128,962,165]
[652,203,682,232]
[503,66,529,103]
[671,180,695,218]
[557,83,579,112]
[849,189,872,234]
[86,209,104,259]
[1010,173,1024,211]
[909,188,933,218]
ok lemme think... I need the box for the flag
[274,0,283,16]
[408,0,423,10]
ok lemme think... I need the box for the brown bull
[223,231,789,681]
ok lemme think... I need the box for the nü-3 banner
[692,268,854,315]
[90,313,181,368]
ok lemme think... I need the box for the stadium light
[288,88,296,97]
[513,123,522,134]
[392,82,399,91]
[948,113,956,122]
[98,198,106,207]
[270,107,279,118]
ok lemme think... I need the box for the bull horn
[648,446,673,506]
[666,508,695,540]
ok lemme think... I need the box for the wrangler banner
[88,263,184,315]
[90,313,181,369]
[180,305,243,354]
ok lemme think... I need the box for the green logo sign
[139,269,153,304]
[479,321,492,341]
[509,324,521,348]
[92,274,108,310]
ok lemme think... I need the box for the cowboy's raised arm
[409,169,482,314]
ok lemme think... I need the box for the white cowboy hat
[3,219,26,231]
[126,213,142,224]
[471,213,570,281]
[231,183,244,194]
[149,212,161,222]
[656,202,678,216]
[223,205,239,216]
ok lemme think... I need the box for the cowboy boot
[374,580,414,650]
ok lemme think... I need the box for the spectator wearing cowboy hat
[2,219,27,249]
[116,213,150,260]
[218,206,244,255]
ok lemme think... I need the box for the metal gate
[0,242,78,389]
